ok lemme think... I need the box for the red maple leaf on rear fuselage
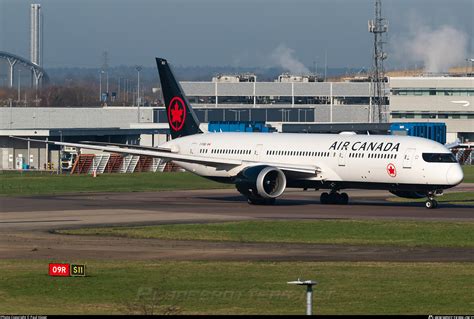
[387,164,396,176]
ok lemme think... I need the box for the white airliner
[13,57,464,209]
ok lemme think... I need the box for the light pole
[106,71,109,97]
[9,98,13,129]
[124,79,128,104]
[118,77,121,102]
[59,130,63,175]
[99,70,104,101]
[17,69,21,103]
[288,279,318,315]
[136,66,142,122]
[136,65,142,106]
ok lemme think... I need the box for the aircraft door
[338,150,346,166]
[403,148,416,168]
[190,143,198,155]
[254,144,263,161]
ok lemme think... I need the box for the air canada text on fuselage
[328,141,401,152]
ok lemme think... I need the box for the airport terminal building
[389,77,474,143]
[173,78,372,123]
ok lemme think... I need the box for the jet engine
[389,190,426,199]
[234,165,286,202]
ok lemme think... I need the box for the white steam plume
[271,44,310,74]
[394,24,468,73]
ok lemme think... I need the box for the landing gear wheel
[320,192,329,204]
[425,199,438,209]
[340,193,349,205]
[328,192,338,204]
[321,192,349,205]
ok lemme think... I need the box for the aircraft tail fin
[156,57,202,139]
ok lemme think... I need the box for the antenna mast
[368,0,388,123]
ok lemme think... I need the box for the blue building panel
[390,122,446,144]
[208,121,275,133]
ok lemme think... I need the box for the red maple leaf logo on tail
[171,103,183,124]
[167,97,186,131]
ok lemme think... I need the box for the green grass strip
[462,165,474,183]
[60,219,474,248]
[0,172,231,196]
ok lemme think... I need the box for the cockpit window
[422,153,457,163]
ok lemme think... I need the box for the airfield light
[287,278,317,315]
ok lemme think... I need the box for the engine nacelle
[389,190,426,199]
[234,165,287,199]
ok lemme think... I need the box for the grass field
[0,171,231,196]
[1,260,472,315]
[463,165,474,183]
[59,219,474,248]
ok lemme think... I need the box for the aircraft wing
[79,140,172,152]
[10,137,242,167]
[10,136,321,176]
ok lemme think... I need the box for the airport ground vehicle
[60,146,78,171]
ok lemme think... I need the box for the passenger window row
[367,153,397,159]
[202,148,397,160]
[266,150,330,157]
[209,149,252,155]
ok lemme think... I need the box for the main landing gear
[425,192,439,209]
[320,191,349,205]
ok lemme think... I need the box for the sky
[0,0,472,71]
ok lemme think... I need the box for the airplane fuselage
[165,132,463,192]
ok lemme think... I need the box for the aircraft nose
[446,164,464,185]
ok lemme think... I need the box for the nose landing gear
[320,191,349,205]
[425,191,440,209]
[425,199,438,209]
